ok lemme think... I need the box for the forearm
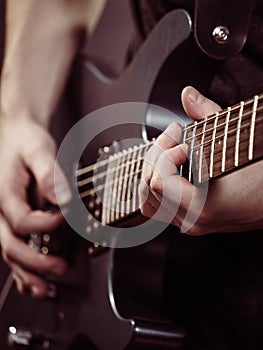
[0,0,104,127]
[207,160,263,233]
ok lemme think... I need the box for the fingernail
[188,87,203,104]
[31,286,40,298]
[55,184,72,205]
[51,264,68,276]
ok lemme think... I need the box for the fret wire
[126,146,138,215]
[107,155,116,224]
[102,154,113,225]
[132,144,144,212]
[180,127,188,176]
[221,107,231,172]
[188,121,197,182]
[121,148,132,217]
[235,101,244,166]
[210,113,219,178]
[110,153,121,223]
[115,150,127,220]
[248,95,259,160]
[198,118,207,183]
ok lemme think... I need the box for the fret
[180,127,187,177]
[110,153,121,223]
[234,101,244,167]
[198,118,207,183]
[188,121,198,183]
[209,112,219,178]
[121,147,132,216]
[102,154,114,225]
[221,107,231,172]
[132,143,144,212]
[126,145,138,216]
[248,95,259,160]
[115,150,127,220]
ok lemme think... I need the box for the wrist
[0,87,52,128]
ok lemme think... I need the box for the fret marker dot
[88,201,95,209]
[93,222,99,229]
[86,226,92,234]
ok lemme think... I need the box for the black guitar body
[0,1,220,349]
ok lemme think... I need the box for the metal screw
[212,26,230,44]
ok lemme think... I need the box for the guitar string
[78,114,263,201]
[76,108,263,192]
[76,102,263,179]
[184,104,263,143]
[191,110,263,151]
[77,145,152,188]
[184,93,263,133]
[76,141,153,177]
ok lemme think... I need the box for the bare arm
[0,0,106,297]
[1,0,105,125]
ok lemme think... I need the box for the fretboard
[184,93,263,183]
[76,93,263,228]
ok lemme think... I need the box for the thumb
[181,86,221,120]
[27,149,72,206]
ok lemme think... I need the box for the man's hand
[140,86,263,235]
[0,118,71,297]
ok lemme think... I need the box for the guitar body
[0,2,219,349]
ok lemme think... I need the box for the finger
[151,144,189,192]
[181,86,221,120]
[12,272,25,295]
[155,122,183,150]
[0,216,68,276]
[12,265,48,298]
[139,180,160,218]
[24,148,72,206]
[142,123,183,186]
[0,157,64,235]
[3,192,63,235]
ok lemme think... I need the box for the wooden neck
[184,93,263,183]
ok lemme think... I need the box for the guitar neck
[184,93,263,184]
[77,93,263,227]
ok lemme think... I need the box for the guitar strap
[194,0,255,60]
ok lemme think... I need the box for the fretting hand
[139,86,263,235]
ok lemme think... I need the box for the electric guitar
[0,3,262,350]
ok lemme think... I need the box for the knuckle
[150,176,162,193]
[187,224,203,236]
[2,250,10,264]
[12,216,27,234]
[140,204,151,218]
[40,168,55,191]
